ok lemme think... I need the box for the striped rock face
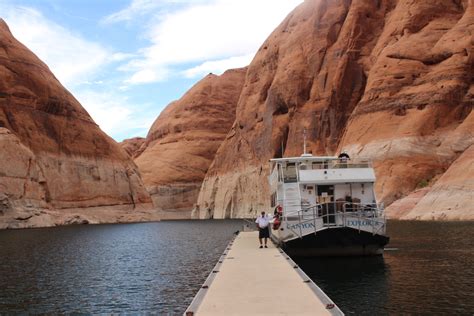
[193,0,473,220]
[0,19,157,229]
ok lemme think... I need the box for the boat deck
[185,231,343,315]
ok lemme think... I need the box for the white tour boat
[268,148,389,256]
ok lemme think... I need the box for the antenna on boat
[301,128,312,157]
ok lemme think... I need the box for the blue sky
[0,0,302,141]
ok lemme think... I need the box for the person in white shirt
[255,211,272,248]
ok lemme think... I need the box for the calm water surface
[296,220,474,315]
[0,220,473,314]
[0,220,242,314]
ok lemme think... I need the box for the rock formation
[0,19,157,229]
[120,137,146,158]
[385,112,474,220]
[338,0,473,207]
[193,0,473,220]
[134,69,247,218]
[402,144,473,220]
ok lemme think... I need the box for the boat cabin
[269,154,379,218]
[268,152,389,255]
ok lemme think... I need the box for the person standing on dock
[255,211,271,248]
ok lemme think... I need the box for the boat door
[317,185,335,224]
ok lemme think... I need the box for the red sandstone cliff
[134,69,247,218]
[120,137,146,158]
[193,0,473,220]
[338,0,473,210]
[0,19,158,228]
[385,112,474,220]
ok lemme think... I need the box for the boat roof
[270,155,339,163]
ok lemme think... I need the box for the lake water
[0,220,473,314]
[296,221,474,315]
[0,220,242,314]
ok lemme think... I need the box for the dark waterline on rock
[0,220,243,314]
[0,220,473,314]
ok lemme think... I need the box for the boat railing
[283,205,322,238]
[331,159,372,169]
[281,202,386,239]
[298,158,372,171]
[342,202,385,218]
[339,203,386,236]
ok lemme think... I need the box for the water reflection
[0,220,243,314]
[295,220,474,315]
[0,220,472,314]
[296,256,389,315]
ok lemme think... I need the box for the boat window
[270,193,277,207]
[283,163,297,183]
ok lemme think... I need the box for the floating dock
[185,231,343,315]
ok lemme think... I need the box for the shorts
[259,226,270,238]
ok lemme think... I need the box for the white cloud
[1,6,110,87]
[111,52,137,62]
[75,90,132,135]
[118,0,303,84]
[125,68,169,84]
[0,3,154,139]
[102,0,210,24]
[183,54,253,78]
[80,80,104,85]
[74,89,156,139]
[102,0,162,24]
[0,0,304,139]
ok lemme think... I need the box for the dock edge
[184,233,344,315]
[184,234,237,315]
[278,248,344,315]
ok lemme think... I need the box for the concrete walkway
[186,231,342,315]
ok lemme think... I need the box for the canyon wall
[385,112,473,220]
[120,137,146,158]
[339,0,473,209]
[193,0,473,220]
[134,69,247,219]
[0,19,157,229]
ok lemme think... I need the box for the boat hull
[275,227,390,257]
